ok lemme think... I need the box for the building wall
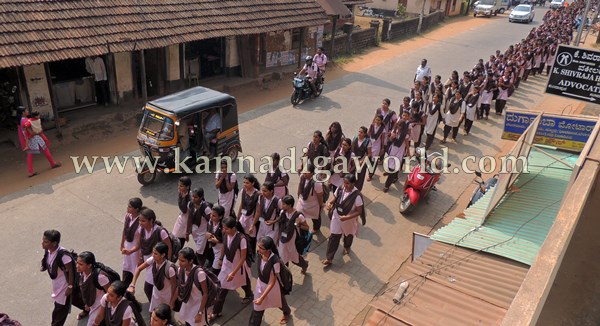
[265,30,295,68]
[446,0,463,16]
[114,52,133,101]
[225,36,241,77]
[407,0,433,15]
[23,64,53,119]
[369,0,400,11]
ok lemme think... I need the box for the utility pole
[417,0,427,33]
[574,0,592,46]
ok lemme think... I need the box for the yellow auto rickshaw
[136,86,242,185]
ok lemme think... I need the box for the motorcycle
[399,149,450,214]
[467,171,499,208]
[290,73,323,105]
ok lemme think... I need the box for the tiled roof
[0,0,328,68]
[431,148,578,265]
[368,241,529,326]
[316,0,353,17]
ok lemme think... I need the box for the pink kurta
[330,187,363,236]
[256,196,282,244]
[145,257,176,312]
[295,180,323,220]
[278,212,306,264]
[253,254,283,312]
[219,233,251,290]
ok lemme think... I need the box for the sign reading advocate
[546,45,600,104]
[502,109,597,151]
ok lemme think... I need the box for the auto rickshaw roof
[147,86,236,118]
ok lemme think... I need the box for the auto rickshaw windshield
[139,109,174,141]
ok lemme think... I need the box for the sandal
[321,259,332,266]
[207,313,222,322]
[383,187,389,193]
[28,172,39,178]
[241,296,252,304]
[280,314,290,324]
[343,248,350,255]
[51,162,62,169]
[77,310,89,320]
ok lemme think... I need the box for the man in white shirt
[85,56,109,106]
[414,59,432,83]
[203,110,221,157]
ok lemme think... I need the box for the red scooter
[399,149,449,214]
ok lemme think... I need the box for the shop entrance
[47,58,98,112]
[133,47,166,98]
[185,37,225,79]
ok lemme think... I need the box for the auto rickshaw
[136,86,242,185]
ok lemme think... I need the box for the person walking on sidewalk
[296,164,324,234]
[18,110,61,177]
[442,92,465,144]
[249,236,292,326]
[321,174,364,266]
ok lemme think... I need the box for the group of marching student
[42,156,367,326]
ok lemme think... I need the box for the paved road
[1,12,551,326]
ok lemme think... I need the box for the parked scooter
[399,149,450,214]
[290,72,323,105]
[467,171,499,208]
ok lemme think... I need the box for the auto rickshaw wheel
[226,146,239,160]
[137,170,157,186]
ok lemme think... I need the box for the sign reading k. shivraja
[502,109,597,151]
[546,45,600,103]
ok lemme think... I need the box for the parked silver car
[509,4,535,23]
[550,0,565,9]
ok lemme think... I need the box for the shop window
[48,58,89,82]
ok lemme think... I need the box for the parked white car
[550,0,565,9]
[509,4,535,23]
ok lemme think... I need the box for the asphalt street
[0,10,551,326]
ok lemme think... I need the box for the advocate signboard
[502,109,597,151]
[546,45,600,104]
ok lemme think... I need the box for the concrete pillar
[166,44,180,91]
[370,20,381,45]
[382,19,392,42]
[114,52,133,102]
[22,64,53,119]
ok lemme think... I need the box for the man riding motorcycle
[298,55,319,96]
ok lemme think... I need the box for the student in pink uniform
[76,251,110,325]
[20,110,61,177]
[176,247,209,326]
[215,161,237,217]
[278,195,310,274]
[249,236,292,326]
[321,174,364,266]
[237,174,260,258]
[120,197,143,287]
[41,229,81,326]
[185,188,212,267]
[252,181,283,245]
[138,208,173,302]
[172,176,192,247]
[367,114,385,181]
[93,281,142,326]
[295,164,324,233]
[206,205,225,275]
[265,153,290,199]
[129,242,177,312]
[209,217,254,322]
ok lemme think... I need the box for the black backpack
[273,256,293,295]
[160,226,182,263]
[196,267,221,307]
[92,262,121,291]
[295,227,311,256]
